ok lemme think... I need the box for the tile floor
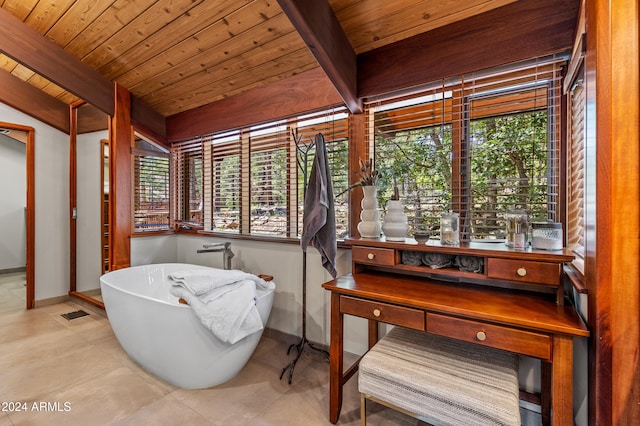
[0,271,27,314]
[0,272,421,425]
[0,272,540,425]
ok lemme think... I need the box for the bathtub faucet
[197,242,234,270]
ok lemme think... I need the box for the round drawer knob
[367,253,375,260]
[373,309,381,317]
[476,331,487,341]
[516,267,527,277]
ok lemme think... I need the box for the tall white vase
[382,199,408,241]
[357,186,382,238]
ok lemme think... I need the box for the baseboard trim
[262,327,329,353]
[33,295,70,308]
[0,266,26,275]
[69,295,108,318]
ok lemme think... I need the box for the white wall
[132,235,372,355]
[0,103,69,301]
[0,134,26,270]
[130,235,177,266]
[573,290,589,425]
[76,131,107,292]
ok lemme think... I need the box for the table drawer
[341,296,425,331]
[352,246,396,267]
[426,313,551,360]
[487,258,560,286]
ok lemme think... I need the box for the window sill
[563,263,587,294]
[131,229,175,237]
[178,229,352,249]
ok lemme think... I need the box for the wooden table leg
[368,319,379,349]
[542,361,551,425]
[551,335,574,426]
[329,292,343,424]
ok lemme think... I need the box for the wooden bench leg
[360,393,366,426]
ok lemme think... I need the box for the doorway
[68,102,109,309]
[0,122,35,309]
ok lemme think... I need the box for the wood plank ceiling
[0,0,517,119]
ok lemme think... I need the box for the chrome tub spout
[197,242,234,270]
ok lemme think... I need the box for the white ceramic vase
[357,186,382,238]
[382,199,408,241]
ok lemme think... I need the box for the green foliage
[374,109,551,238]
[469,111,549,236]
[375,125,453,230]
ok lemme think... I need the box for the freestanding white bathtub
[100,263,275,389]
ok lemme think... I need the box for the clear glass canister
[440,211,459,245]
[531,222,563,250]
[505,209,528,249]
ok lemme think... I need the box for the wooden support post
[109,83,132,270]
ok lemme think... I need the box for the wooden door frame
[0,121,35,309]
[585,0,640,423]
[68,101,105,309]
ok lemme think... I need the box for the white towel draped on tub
[169,269,275,344]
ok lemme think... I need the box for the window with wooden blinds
[133,147,170,232]
[171,139,203,226]
[172,106,348,239]
[295,108,349,238]
[203,130,241,233]
[367,55,565,241]
[567,69,585,261]
[248,120,289,236]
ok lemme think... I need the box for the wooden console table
[322,239,589,425]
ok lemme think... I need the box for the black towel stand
[279,129,330,384]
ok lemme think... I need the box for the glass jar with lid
[531,222,563,250]
[505,209,528,249]
[440,211,459,246]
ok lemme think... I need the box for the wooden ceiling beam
[277,0,361,114]
[166,67,342,142]
[0,7,166,138]
[357,0,580,99]
[0,7,113,116]
[0,68,69,133]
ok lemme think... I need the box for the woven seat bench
[358,326,521,426]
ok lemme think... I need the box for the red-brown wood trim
[69,102,81,294]
[131,96,167,142]
[0,8,113,117]
[607,1,640,422]
[77,103,109,135]
[585,0,640,424]
[276,0,360,114]
[0,69,69,134]
[69,291,105,310]
[329,291,344,424]
[1,122,36,309]
[357,0,580,99]
[0,8,165,139]
[348,113,366,238]
[450,88,465,227]
[586,2,610,421]
[563,264,587,294]
[520,389,542,409]
[100,139,110,274]
[108,83,132,270]
[25,126,34,309]
[166,67,342,142]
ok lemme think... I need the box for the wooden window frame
[366,57,565,241]
[564,55,586,273]
[133,147,170,233]
[172,106,349,241]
